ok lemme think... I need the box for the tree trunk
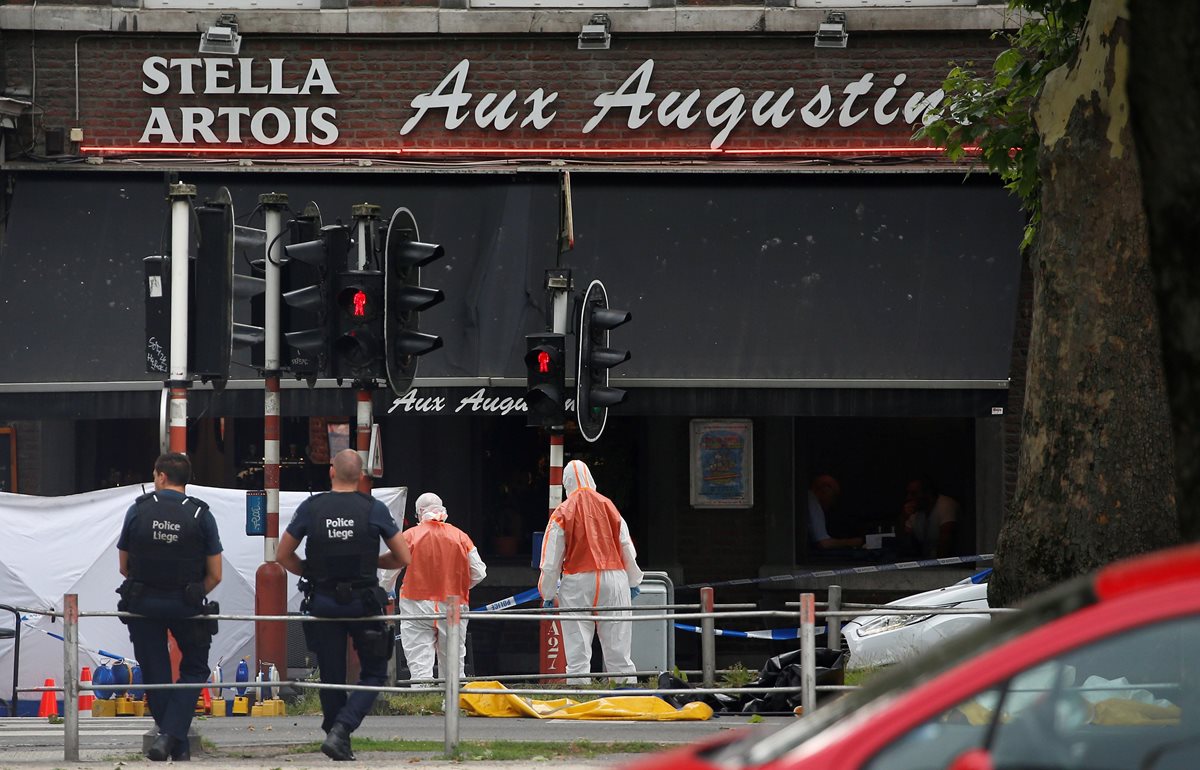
[1129,2,1200,542]
[991,0,1180,607]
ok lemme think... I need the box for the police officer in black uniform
[117,452,223,762]
[277,449,410,761]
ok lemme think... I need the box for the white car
[841,570,990,670]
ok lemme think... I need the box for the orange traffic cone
[38,679,58,717]
[201,682,213,713]
[79,667,94,711]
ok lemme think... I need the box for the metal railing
[30,584,1019,760]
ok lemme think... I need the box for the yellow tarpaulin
[459,681,714,720]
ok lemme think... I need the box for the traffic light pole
[355,386,374,493]
[351,205,382,494]
[256,193,289,684]
[547,285,570,515]
[165,183,196,455]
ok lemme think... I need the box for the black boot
[320,723,355,761]
[170,738,191,761]
[146,733,179,762]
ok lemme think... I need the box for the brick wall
[4,32,1003,154]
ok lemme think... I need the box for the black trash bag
[741,647,846,714]
[655,672,739,713]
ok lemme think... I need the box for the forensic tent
[0,483,406,714]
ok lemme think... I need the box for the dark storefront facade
[0,2,1025,643]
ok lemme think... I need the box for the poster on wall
[690,419,753,508]
[327,422,351,457]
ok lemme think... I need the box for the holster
[203,600,220,636]
[297,578,314,614]
[115,580,144,625]
[363,586,388,615]
[359,623,394,660]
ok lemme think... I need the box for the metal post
[827,585,842,653]
[256,193,289,684]
[355,387,373,493]
[539,273,570,683]
[166,183,196,455]
[700,587,715,688]
[800,592,816,717]
[63,594,79,761]
[443,597,461,757]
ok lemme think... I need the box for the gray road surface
[0,713,792,769]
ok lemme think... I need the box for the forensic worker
[117,452,223,762]
[276,449,410,762]
[538,459,644,684]
[398,492,487,686]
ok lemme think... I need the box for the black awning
[0,384,1005,420]
[0,169,1024,394]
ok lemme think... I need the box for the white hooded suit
[538,460,643,684]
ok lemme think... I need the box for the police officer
[276,449,410,762]
[117,452,223,762]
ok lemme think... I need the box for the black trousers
[126,593,211,746]
[303,592,391,734]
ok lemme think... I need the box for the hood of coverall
[562,460,597,498]
[414,492,449,522]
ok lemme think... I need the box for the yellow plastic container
[210,698,226,717]
[250,703,265,717]
[231,696,250,715]
[115,697,138,716]
[91,699,118,718]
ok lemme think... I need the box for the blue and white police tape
[682,553,995,590]
[672,623,825,640]
[472,588,542,613]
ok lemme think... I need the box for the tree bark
[991,0,1180,607]
[1129,2,1200,542]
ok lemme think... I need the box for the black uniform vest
[302,492,379,588]
[126,492,207,589]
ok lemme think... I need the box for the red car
[626,544,1200,770]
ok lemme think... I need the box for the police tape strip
[682,553,995,590]
[472,588,542,613]
[672,623,825,640]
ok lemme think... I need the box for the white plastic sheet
[0,483,406,707]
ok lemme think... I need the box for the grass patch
[720,663,756,688]
[844,666,887,688]
[287,688,445,716]
[274,738,663,761]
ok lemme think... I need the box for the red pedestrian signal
[525,333,566,428]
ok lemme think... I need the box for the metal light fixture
[814,11,848,49]
[199,14,242,56]
[578,14,612,51]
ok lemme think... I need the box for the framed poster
[327,422,351,457]
[690,419,753,508]
[0,428,15,493]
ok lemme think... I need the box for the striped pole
[166,183,195,455]
[255,196,288,681]
[548,432,564,517]
[356,387,373,493]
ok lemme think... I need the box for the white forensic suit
[398,493,487,686]
[538,460,644,684]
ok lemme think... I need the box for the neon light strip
[80,144,980,159]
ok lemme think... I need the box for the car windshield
[711,574,1096,768]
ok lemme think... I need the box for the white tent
[0,483,406,713]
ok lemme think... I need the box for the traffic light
[331,268,386,382]
[383,208,444,395]
[281,209,345,379]
[525,333,567,428]
[190,191,236,381]
[575,279,631,442]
